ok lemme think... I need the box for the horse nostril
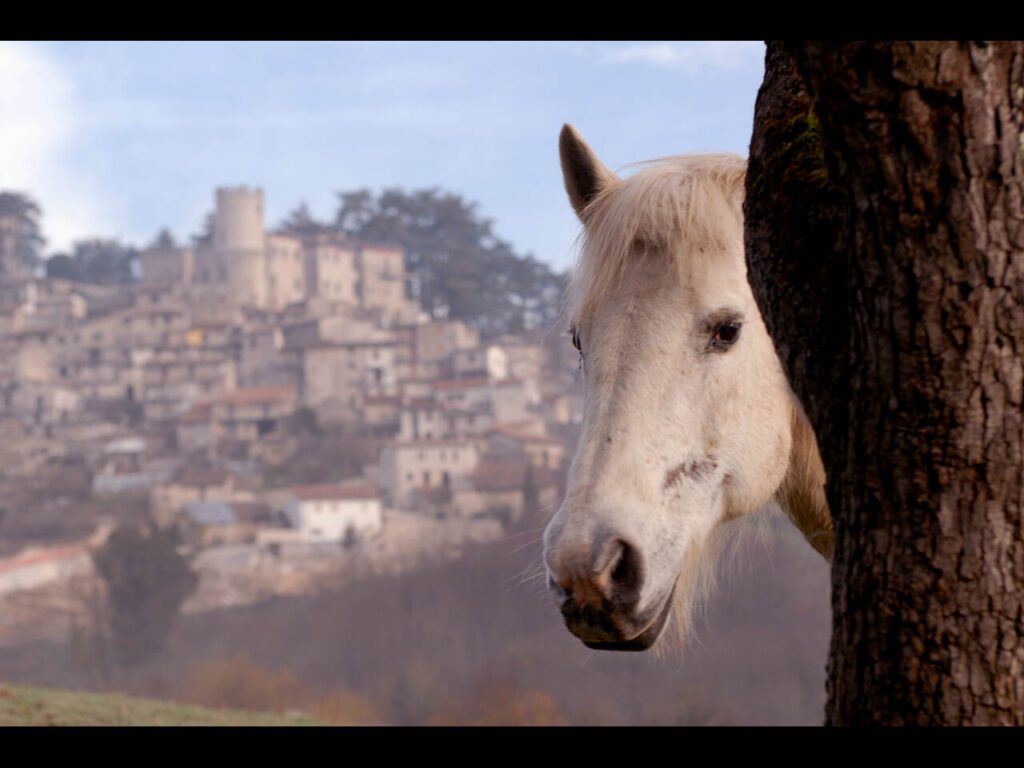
[595,538,643,604]
[606,536,638,606]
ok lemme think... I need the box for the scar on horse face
[664,458,719,489]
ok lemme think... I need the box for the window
[423,471,431,485]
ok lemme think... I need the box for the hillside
[0,509,832,725]
[0,683,322,726]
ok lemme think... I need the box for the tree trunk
[746,41,1024,725]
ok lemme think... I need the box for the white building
[284,483,383,543]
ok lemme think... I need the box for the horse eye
[569,324,581,353]
[708,321,742,351]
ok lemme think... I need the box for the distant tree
[279,202,331,240]
[148,228,176,249]
[191,212,214,246]
[92,525,199,668]
[333,187,565,335]
[45,253,79,281]
[67,577,112,686]
[70,238,139,285]
[263,425,373,488]
[0,191,46,277]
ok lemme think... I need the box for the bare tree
[746,41,1024,724]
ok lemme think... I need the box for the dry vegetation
[0,511,830,725]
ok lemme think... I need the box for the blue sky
[0,41,765,271]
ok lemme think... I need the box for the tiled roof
[291,483,381,501]
[392,438,473,449]
[0,543,89,575]
[182,500,237,526]
[487,423,561,445]
[213,386,296,407]
[179,403,213,424]
[432,377,489,392]
[364,395,402,406]
[470,460,561,493]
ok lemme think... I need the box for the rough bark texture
[746,41,1024,724]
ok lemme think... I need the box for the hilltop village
[0,187,582,635]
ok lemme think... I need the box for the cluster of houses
[0,186,582,610]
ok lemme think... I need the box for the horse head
[543,125,833,652]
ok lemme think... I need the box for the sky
[0,41,766,272]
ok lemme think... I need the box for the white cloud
[600,41,764,75]
[0,42,113,254]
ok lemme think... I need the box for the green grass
[0,683,324,726]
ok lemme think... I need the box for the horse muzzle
[545,533,673,651]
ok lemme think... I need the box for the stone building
[379,437,479,510]
[140,245,194,287]
[140,187,417,322]
[304,239,359,306]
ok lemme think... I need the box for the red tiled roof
[179,402,213,424]
[393,438,473,449]
[432,377,489,392]
[470,460,560,493]
[364,395,401,406]
[486,422,560,445]
[0,543,89,575]
[213,386,296,407]
[291,483,381,501]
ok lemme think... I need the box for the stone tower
[208,186,266,307]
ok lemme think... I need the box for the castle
[139,186,420,326]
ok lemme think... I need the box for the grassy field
[0,683,323,726]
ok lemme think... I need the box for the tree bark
[746,41,1024,725]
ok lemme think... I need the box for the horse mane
[566,153,747,329]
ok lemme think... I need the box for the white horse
[543,125,834,651]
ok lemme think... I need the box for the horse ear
[559,124,617,219]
